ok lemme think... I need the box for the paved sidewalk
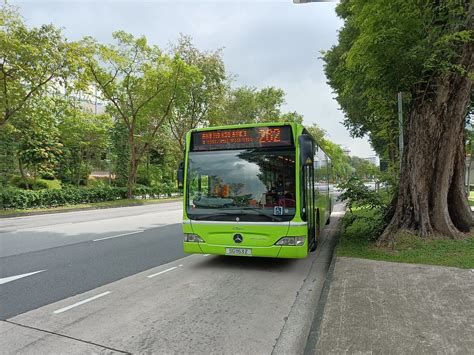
[314,258,474,354]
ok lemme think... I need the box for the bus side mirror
[299,134,313,167]
[177,162,184,189]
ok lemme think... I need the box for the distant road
[0,202,185,319]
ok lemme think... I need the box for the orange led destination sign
[191,126,293,151]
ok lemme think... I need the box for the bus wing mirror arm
[299,134,313,167]
[177,162,184,189]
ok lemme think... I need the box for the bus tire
[310,211,320,252]
[326,200,332,225]
[310,230,318,252]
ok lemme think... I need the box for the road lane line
[13,222,74,232]
[53,291,111,314]
[203,254,209,257]
[147,267,178,278]
[93,230,144,242]
[0,270,46,285]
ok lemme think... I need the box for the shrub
[337,176,386,212]
[87,176,111,187]
[337,176,390,241]
[42,179,62,190]
[0,185,180,210]
[9,176,50,190]
[41,173,56,180]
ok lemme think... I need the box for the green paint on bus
[181,122,332,259]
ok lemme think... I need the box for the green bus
[178,122,332,259]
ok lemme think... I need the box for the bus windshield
[187,148,296,222]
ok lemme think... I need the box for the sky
[13,0,376,157]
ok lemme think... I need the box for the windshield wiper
[191,207,286,222]
[192,211,239,220]
[238,207,284,222]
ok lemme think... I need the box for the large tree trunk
[18,158,29,190]
[378,61,473,246]
[448,133,472,232]
[127,133,137,200]
[127,159,138,200]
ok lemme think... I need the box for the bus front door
[303,164,316,251]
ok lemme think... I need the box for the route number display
[191,126,293,151]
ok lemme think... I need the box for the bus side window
[314,146,323,184]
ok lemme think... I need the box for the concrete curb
[272,205,344,355]
[303,237,339,354]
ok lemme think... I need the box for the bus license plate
[225,248,252,256]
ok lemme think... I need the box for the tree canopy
[221,86,303,125]
[0,4,80,128]
[84,30,191,197]
[169,34,227,151]
[0,4,313,196]
[324,0,473,243]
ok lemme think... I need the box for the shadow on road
[193,255,298,272]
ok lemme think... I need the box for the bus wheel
[326,201,332,225]
[310,211,320,252]
[310,224,319,252]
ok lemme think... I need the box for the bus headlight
[184,234,204,242]
[275,236,305,246]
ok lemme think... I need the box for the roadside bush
[87,176,111,187]
[0,185,180,210]
[9,176,50,190]
[136,174,152,187]
[337,176,390,240]
[40,172,56,180]
[337,176,387,212]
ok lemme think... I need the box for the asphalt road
[0,202,185,319]
[0,201,344,353]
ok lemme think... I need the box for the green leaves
[57,109,112,186]
[85,30,195,196]
[306,123,353,181]
[1,4,310,197]
[338,176,386,213]
[0,185,179,210]
[0,3,83,127]
[168,35,226,150]
[323,0,473,164]
[220,86,299,125]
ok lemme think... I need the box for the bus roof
[189,121,303,133]
[187,122,331,159]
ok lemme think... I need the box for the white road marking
[0,270,46,285]
[93,230,144,242]
[203,254,209,257]
[147,265,183,279]
[147,267,177,278]
[53,291,111,314]
[14,222,73,232]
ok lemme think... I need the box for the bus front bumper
[183,242,308,259]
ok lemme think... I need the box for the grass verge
[0,197,182,217]
[469,191,474,206]
[337,209,474,269]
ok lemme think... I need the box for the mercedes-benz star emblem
[233,234,243,243]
